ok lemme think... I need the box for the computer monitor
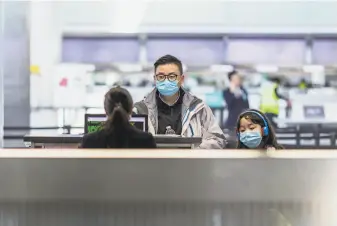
[84,114,148,134]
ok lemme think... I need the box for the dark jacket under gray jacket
[133,88,227,149]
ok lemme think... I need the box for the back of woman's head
[236,109,282,149]
[104,86,133,134]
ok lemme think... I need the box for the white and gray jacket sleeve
[198,105,227,149]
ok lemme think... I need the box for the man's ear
[179,75,185,85]
[261,127,264,136]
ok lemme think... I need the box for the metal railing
[3,125,82,140]
[30,106,228,129]
[3,125,337,149]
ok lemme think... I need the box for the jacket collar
[143,87,198,110]
[143,88,205,135]
[157,89,184,108]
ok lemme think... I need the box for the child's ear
[260,127,264,136]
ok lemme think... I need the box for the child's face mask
[240,131,262,148]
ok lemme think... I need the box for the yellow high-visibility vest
[260,84,279,115]
[299,82,307,90]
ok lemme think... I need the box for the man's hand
[287,100,292,108]
[230,84,242,97]
[229,83,237,93]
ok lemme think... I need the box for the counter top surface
[23,134,202,144]
[0,150,336,202]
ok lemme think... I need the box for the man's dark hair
[228,70,238,80]
[269,77,281,84]
[274,78,281,84]
[154,55,183,75]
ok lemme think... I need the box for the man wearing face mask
[133,55,226,149]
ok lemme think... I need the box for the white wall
[30,1,62,107]
[0,0,4,147]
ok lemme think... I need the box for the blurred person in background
[260,77,291,127]
[133,54,226,149]
[81,87,156,149]
[298,78,309,91]
[223,70,249,130]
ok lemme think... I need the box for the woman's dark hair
[103,86,133,147]
[236,109,283,149]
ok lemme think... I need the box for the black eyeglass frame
[155,73,181,82]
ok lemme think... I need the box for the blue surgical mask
[156,80,179,96]
[240,131,262,148]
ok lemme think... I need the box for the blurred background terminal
[3,1,337,226]
[1,1,337,148]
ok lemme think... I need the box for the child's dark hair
[103,86,133,147]
[236,109,283,149]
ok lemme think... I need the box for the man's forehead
[155,64,180,73]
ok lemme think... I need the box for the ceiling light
[210,65,234,72]
[117,64,143,72]
[255,65,278,73]
[302,65,325,73]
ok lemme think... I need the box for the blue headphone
[237,110,269,137]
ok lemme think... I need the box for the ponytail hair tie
[115,103,122,109]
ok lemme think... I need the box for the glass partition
[62,37,140,63]
[146,37,225,65]
[312,38,337,64]
[226,38,306,65]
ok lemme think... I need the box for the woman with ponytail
[81,87,156,148]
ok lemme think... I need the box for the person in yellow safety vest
[298,78,308,90]
[260,78,290,128]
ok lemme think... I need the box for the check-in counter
[278,118,337,127]
[23,134,202,149]
[0,150,337,226]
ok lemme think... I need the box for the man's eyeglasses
[155,73,180,82]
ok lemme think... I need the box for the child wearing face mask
[236,109,283,150]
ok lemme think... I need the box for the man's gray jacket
[133,88,227,149]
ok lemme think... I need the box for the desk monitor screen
[303,106,325,118]
[84,114,148,134]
